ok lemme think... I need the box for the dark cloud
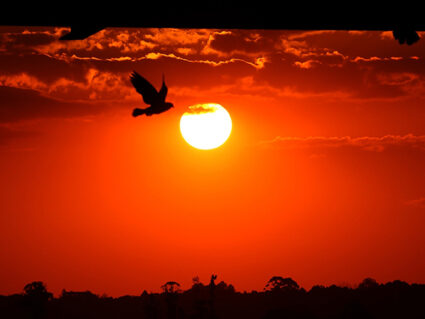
[0,125,37,144]
[285,30,425,60]
[203,30,280,57]
[0,51,88,84]
[0,86,106,123]
[1,27,425,122]
[0,28,67,53]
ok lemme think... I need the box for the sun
[180,103,232,150]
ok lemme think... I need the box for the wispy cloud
[184,104,218,114]
[294,59,321,69]
[287,30,338,41]
[260,134,425,152]
[0,86,107,123]
[139,52,267,70]
[0,125,37,144]
[405,197,425,208]
[351,56,412,63]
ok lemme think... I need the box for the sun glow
[180,103,232,150]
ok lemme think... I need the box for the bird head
[166,102,174,109]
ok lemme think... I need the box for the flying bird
[130,71,174,116]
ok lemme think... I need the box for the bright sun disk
[180,103,232,150]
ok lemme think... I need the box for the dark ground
[1,277,425,319]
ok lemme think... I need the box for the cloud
[294,59,321,69]
[405,197,425,208]
[347,31,367,36]
[279,30,425,75]
[0,86,105,123]
[0,27,69,53]
[287,31,338,41]
[380,31,394,40]
[0,73,48,91]
[39,47,267,71]
[0,69,133,102]
[139,52,267,70]
[351,56,408,63]
[2,27,425,112]
[30,28,213,62]
[376,72,419,86]
[108,32,157,52]
[184,103,218,114]
[260,134,425,152]
[199,30,274,67]
[278,38,309,57]
[375,72,425,96]
[201,30,270,57]
[176,47,197,55]
[245,33,262,43]
[144,28,211,46]
[0,125,37,144]
[277,34,348,70]
[170,73,352,104]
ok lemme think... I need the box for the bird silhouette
[130,71,174,116]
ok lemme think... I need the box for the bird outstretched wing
[130,71,159,105]
[158,74,168,102]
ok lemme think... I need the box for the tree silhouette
[23,281,52,299]
[161,281,183,319]
[23,281,52,319]
[358,277,379,289]
[161,281,181,294]
[192,276,200,285]
[265,276,300,292]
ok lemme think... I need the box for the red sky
[1,27,425,297]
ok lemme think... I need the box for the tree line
[1,276,424,319]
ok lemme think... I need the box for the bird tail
[132,108,146,117]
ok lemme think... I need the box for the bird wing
[158,74,168,102]
[130,71,159,105]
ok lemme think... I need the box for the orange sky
[1,27,425,297]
